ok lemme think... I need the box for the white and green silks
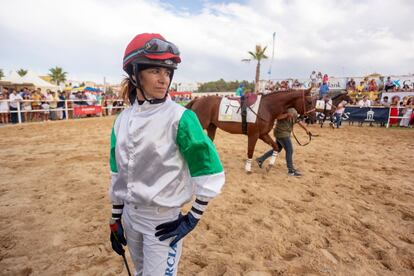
[108,97,225,207]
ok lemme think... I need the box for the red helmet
[123,33,181,75]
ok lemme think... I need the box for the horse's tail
[185,98,198,109]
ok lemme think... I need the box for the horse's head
[344,94,354,105]
[337,91,353,105]
[294,88,316,121]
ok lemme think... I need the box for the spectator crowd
[0,87,125,125]
[261,71,414,127]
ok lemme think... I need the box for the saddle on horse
[316,99,333,111]
[227,93,258,108]
[227,93,258,134]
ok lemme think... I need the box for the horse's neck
[263,91,301,120]
[333,95,345,106]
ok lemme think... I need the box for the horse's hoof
[246,170,252,174]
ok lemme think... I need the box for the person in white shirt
[358,95,371,108]
[86,92,96,106]
[9,89,23,123]
[400,98,413,127]
[310,71,317,87]
[0,89,10,124]
[380,96,390,107]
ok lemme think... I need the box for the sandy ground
[0,117,413,276]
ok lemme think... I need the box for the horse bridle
[293,90,316,147]
[301,90,316,116]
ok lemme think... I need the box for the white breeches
[123,203,183,276]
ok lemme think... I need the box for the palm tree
[0,69,4,80]
[17,69,28,77]
[248,45,268,93]
[48,66,67,85]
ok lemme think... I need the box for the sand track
[0,117,413,275]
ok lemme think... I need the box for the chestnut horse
[317,91,353,128]
[186,88,315,172]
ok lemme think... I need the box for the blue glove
[110,219,127,255]
[155,212,199,247]
[109,203,127,255]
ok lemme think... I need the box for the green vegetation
[197,79,254,92]
[248,45,268,92]
[48,66,67,85]
[17,69,28,77]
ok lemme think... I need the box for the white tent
[20,70,58,91]
[2,71,27,84]
[2,70,58,92]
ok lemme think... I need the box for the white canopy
[2,70,58,92]
[2,71,27,84]
[20,70,58,91]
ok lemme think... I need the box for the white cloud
[0,0,413,84]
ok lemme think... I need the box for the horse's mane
[261,88,310,98]
[331,91,348,100]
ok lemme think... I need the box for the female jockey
[108,33,225,275]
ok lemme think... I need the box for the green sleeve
[109,123,118,173]
[176,109,223,177]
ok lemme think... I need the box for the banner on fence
[343,106,389,123]
[74,105,102,116]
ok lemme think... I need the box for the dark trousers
[10,106,18,124]
[335,113,342,128]
[257,136,294,172]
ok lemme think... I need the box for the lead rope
[292,124,312,146]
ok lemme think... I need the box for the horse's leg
[320,114,325,128]
[207,124,217,141]
[329,112,335,129]
[245,134,260,173]
[260,134,280,167]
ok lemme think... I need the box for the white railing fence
[0,99,126,124]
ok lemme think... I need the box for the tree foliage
[196,79,254,92]
[248,44,268,92]
[17,69,28,77]
[48,66,67,85]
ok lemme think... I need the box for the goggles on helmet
[124,38,180,63]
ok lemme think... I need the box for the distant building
[172,82,200,92]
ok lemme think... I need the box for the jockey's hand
[109,204,126,255]
[155,212,199,247]
[109,218,127,255]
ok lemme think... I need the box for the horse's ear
[305,87,312,95]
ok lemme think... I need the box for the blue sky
[160,0,246,13]
[1,0,413,85]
